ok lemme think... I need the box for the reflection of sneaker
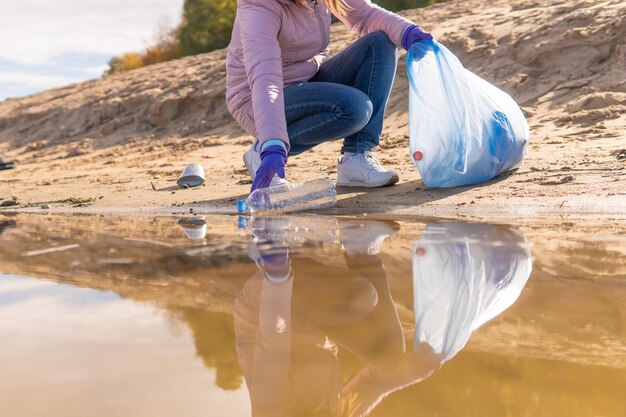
[339,220,399,255]
[243,142,289,188]
[337,152,399,187]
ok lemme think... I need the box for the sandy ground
[0,0,624,221]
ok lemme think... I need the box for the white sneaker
[339,220,398,255]
[337,151,399,187]
[243,141,289,187]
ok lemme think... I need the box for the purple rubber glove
[250,144,287,192]
[401,25,433,50]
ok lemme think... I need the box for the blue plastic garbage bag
[407,40,530,188]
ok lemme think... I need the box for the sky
[0,0,184,101]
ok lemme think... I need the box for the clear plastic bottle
[237,178,337,214]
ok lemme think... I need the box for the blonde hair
[291,0,352,16]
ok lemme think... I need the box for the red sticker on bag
[413,151,423,161]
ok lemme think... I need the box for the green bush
[178,0,238,56]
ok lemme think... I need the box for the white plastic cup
[177,163,205,187]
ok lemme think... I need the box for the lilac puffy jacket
[225,0,413,150]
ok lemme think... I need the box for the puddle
[1,214,625,417]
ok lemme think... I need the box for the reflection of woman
[234,265,337,417]
[234,220,441,417]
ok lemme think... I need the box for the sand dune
[0,0,624,218]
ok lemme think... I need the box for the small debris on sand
[540,175,575,186]
[59,197,97,207]
[22,244,80,257]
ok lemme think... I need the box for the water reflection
[178,218,208,240]
[413,223,532,364]
[3,214,624,417]
[233,217,531,417]
[0,219,17,237]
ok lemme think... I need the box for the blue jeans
[283,31,398,155]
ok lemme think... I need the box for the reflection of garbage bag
[412,223,532,363]
[407,40,530,188]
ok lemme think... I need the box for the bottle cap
[413,151,423,161]
[237,199,249,214]
[237,216,249,229]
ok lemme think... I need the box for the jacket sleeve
[238,0,289,149]
[336,0,414,47]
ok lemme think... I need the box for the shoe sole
[337,174,399,188]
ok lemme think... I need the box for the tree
[105,52,144,75]
[142,18,182,66]
[105,18,181,75]
[177,0,238,57]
